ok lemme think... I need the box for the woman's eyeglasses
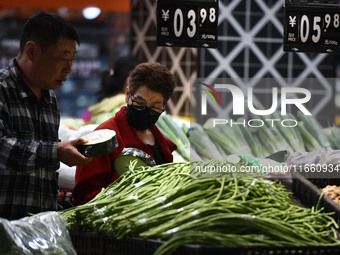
[129,94,165,116]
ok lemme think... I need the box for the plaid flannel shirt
[0,59,60,220]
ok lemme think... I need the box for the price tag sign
[284,2,340,53]
[157,0,218,48]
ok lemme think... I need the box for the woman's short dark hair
[128,62,176,102]
[19,12,79,54]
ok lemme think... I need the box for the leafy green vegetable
[157,114,190,161]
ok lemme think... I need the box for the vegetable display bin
[70,230,340,255]
[292,171,340,226]
[70,172,340,255]
[70,231,104,255]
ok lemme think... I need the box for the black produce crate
[293,169,340,187]
[292,171,340,226]
[70,230,340,255]
[70,231,104,255]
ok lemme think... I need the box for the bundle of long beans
[60,160,340,255]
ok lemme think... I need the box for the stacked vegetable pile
[188,111,334,161]
[156,114,190,161]
[154,110,337,162]
[60,160,340,255]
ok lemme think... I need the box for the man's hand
[57,138,92,166]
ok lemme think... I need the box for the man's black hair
[19,12,79,53]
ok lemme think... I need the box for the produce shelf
[70,231,104,255]
[292,171,340,226]
[70,230,340,255]
[69,174,340,255]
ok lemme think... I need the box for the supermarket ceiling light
[82,7,101,20]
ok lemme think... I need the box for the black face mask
[126,104,161,130]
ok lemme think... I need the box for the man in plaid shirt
[0,12,92,220]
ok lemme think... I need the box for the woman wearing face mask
[73,62,177,205]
